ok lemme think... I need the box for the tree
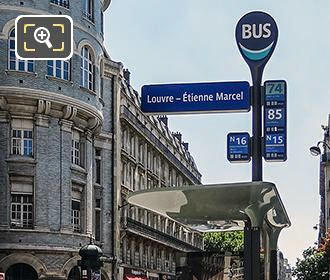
[293,247,329,280]
[203,231,244,252]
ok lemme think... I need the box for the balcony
[50,0,70,8]
[122,217,203,252]
[121,106,201,184]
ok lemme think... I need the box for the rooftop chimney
[182,142,189,151]
[172,132,182,142]
[158,115,168,126]
[123,69,130,85]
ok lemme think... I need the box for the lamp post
[310,140,330,247]
[78,238,104,280]
[309,141,330,157]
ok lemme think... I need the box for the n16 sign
[227,132,251,162]
[263,80,287,161]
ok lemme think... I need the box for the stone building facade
[0,1,204,280]
[117,74,204,280]
[0,0,116,279]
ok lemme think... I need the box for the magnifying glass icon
[34,27,53,49]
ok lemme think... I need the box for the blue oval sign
[236,11,278,67]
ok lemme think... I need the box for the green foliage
[203,231,244,252]
[293,247,329,280]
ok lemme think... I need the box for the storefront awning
[124,275,148,280]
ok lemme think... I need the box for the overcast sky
[104,0,330,266]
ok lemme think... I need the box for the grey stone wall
[0,0,115,279]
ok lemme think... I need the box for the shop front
[124,268,148,280]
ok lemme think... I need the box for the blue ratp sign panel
[227,132,251,162]
[263,80,287,161]
[141,81,250,114]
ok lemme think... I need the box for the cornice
[0,86,103,131]
[102,0,111,12]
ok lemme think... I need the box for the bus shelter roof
[127,181,291,231]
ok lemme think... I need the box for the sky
[104,0,330,267]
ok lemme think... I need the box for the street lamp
[309,141,330,157]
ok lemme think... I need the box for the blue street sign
[227,132,251,162]
[235,11,278,77]
[263,80,287,161]
[141,81,250,114]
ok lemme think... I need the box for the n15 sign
[263,80,287,161]
[227,132,251,163]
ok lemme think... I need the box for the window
[72,131,81,166]
[81,46,95,91]
[47,60,70,80]
[95,198,101,241]
[84,0,94,22]
[11,194,33,228]
[72,200,81,232]
[50,0,69,8]
[8,29,34,72]
[139,142,145,164]
[130,134,135,157]
[139,173,144,190]
[11,119,33,157]
[147,148,152,169]
[169,168,173,186]
[153,155,158,174]
[95,149,101,184]
[101,11,104,35]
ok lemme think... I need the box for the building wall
[117,76,204,279]
[0,1,204,280]
[0,0,115,279]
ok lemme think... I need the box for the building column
[85,130,93,235]
[59,119,73,232]
[34,114,51,231]
[0,112,10,229]
[123,236,127,264]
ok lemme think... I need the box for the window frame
[83,0,94,22]
[11,123,33,157]
[47,59,70,81]
[72,131,81,166]
[72,199,81,232]
[95,198,101,241]
[8,29,34,73]
[81,46,95,91]
[11,193,33,229]
[95,148,102,184]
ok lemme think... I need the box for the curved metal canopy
[127,181,291,231]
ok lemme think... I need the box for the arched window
[6,263,38,280]
[8,29,34,72]
[81,46,95,91]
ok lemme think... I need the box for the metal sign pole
[235,11,279,280]
[252,82,263,182]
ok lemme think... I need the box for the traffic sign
[0,273,4,280]
[227,132,251,162]
[235,11,278,74]
[263,80,287,161]
[141,81,250,114]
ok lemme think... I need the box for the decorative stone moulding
[0,87,104,133]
